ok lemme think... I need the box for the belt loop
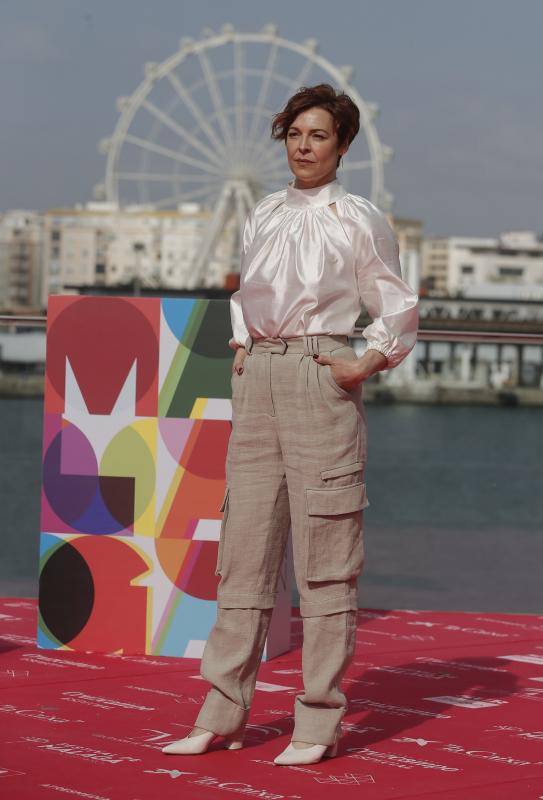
[303,335,317,356]
[278,336,288,354]
[245,335,253,354]
[303,335,320,356]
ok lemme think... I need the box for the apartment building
[0,211,43,310]
[40,202,236,309]
[422,231,543,300]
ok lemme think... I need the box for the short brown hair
[270,83,360,166]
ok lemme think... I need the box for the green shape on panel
[159,302,205,416]
[160,299,234,418]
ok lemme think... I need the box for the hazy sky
[1,0,541,236]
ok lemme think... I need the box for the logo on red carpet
[424,694,506,708]
[314,772,375,784]
[0,767,26,779]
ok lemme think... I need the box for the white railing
[2,315,542,346]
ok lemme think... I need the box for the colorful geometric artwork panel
[38,296,292,660]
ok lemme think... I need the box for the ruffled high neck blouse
[229,177,419,369]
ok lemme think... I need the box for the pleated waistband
[245,334,350,355]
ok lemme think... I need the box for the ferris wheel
[95,23,394,288]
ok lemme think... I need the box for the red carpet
[2,597,543,799]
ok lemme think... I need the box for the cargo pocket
[214,486,230,576]
[320,460,365,481]
[305,480,369,582]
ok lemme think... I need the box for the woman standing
[163,83,419,765]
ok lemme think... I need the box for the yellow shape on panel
[190,397,208,419]
[100,418,158,537]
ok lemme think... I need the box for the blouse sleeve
[355,208,419,369]
[228,208,257,351]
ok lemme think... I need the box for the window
[499,266,523,277]
[461,264,474,274]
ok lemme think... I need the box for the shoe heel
[223,736,244,750]
[324,740,338,758]
[223,721,247,750]
[324,724,341,758]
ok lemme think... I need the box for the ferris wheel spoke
[196,49,235,149]
[166,70,226,158]
[282,57,314,106]
[258,166,293,181]
[249,57,315,162]
[116,171,219,183]
[254,147,290,175]
[293,59,314,87]
[234,187,247,249]
[256,151,292,174]
[124,134,222,175]
[341,159,373,171]
[247,42,279,143]
[234,40,245,142]
[140,98,224,169]
[265,178,288,191]
[151,182,222,209]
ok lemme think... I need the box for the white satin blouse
[229,177,419,369]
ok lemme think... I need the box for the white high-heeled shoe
[273,724,341,766]
[162,726,245,755]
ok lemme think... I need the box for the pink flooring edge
[1,597,543,800]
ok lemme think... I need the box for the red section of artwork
[44,296,159,416]
[177,541,221,599]
[64,537,149,653]
[162,419,231,539]
[156,539,220,600]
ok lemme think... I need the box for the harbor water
[1,397,541,614]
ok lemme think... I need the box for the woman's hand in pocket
[313,353,362,391]
[233,347,247,375]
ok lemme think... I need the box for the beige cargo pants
[194,334,370,746]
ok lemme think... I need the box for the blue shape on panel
[72,484,133,535]
[39,531,63,558]
[37,623,62,650]
[37,533,63,649]
[159,593,218,657]
[162,298,196,342]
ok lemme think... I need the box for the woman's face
[285,106,348,188]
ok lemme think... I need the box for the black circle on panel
[39,542,95,645]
